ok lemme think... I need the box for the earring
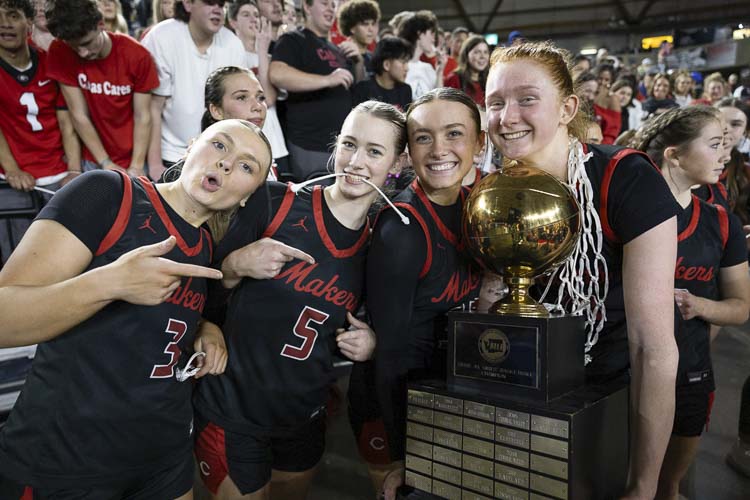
[240,199,247,208]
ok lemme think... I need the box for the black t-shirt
[551,144,682,382]
[369,180,480,461]
[194,182,370,433]
[272,28,352,152]
[351,78,413,111]
[0,171,212,487]
[674,196,746,390]
[642,97,679,115]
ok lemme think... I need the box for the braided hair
[630,106,721,167]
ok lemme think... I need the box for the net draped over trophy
[462,166,581,317]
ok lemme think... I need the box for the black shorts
[673,383,715,437]
[347,361,393,465]
[0,454,193,500]
[194,411,326,495]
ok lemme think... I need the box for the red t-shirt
[593,104,621,145]
[0,47,68,179]
[47,33,159,167]
[444,73,485,108]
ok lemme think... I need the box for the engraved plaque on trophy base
[447,312,585,402]
[400,380,628,500]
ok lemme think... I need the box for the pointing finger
[160,259,223,279]
[277,244,315,264]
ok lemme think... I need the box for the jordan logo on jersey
[432,269,480,304]
[275,261,358,312]
[674,257,715,282]
[292,216,309,232]
[139,214,157,234]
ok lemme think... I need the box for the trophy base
[447,312,585,402]
[403,380,629,500]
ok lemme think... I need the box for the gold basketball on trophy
[462,166,581,317]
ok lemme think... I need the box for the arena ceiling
[375,0,750,41]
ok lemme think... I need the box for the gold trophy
[462,166,581,317]
[402,166,629,500]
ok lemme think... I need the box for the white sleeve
[142,26,173,97]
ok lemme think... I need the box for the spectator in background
[507,29,524,45]
[143,0,245,179]
[697,72,728,105]
[444,26,467,77]
[152,0,173,24]
[398,10,444,99]
[642,73,678,118]
[352,37,413,110]
[97,0,128,34]
[444,34,489,110]
[570,54,590,81]
[638,66,658,101]
[612,78,642,134]
[228,0,288,172]
[672,70,694,107]
[0,0,80,263]
[584,116,603,144]
[46,0,158,176]
[576,70,620,144]
[269,0,364,180]
[30,0,54,50]
[281,0,297,32]
[733,67,750,100]
[337,0,380,76]
[256,0,283,41]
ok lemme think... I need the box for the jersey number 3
[281,306,329,361]
[151,318,187,378]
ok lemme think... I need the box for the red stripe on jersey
[394,202,432,279]
[411,179,459,247]
[716,204,729,250]
[20,486,33,500]
[717,182,728,201]
[202,227,214,262]
[312,186,370,258]
[678,195,701,242]
[142,177,205,257]
[194,421,229,495]
[96,170,133,256]
[262,183,296,238]
[600,148,659,243]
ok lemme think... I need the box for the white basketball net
[538,138,609,364]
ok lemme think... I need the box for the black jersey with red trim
[674,195,746,389]
[552,144,681,383]
[693,182,730,211]
[194,183,369,433]
[0,171,212,488]
[369,179,481,460]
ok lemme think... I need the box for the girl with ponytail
[632,106,750,499]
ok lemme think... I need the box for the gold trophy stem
[490,276,549,317]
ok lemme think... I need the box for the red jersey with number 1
[0,47,67,179]
[46,33,159,168]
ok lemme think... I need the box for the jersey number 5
[281,306,329,361]
[151,318,187,378]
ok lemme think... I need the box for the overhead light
[580,48,598,56]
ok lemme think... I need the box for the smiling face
[706,81,725,102]
[486,59,577,167]
[304,0,334,36]
[96,0,117,21]
[652,76,670,100]
[467,41,490,73]
[408,100,484,200]
[674,74,692,96]
[614,85,632,107]
[180,120,271,212]
[333,110,401,202]
[184,0,225,36]
[0,6,30,53]
[671,120,725,186]
[209,72,268,128]
[719,106,748,150]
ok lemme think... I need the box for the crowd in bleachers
[2,1,750,499]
